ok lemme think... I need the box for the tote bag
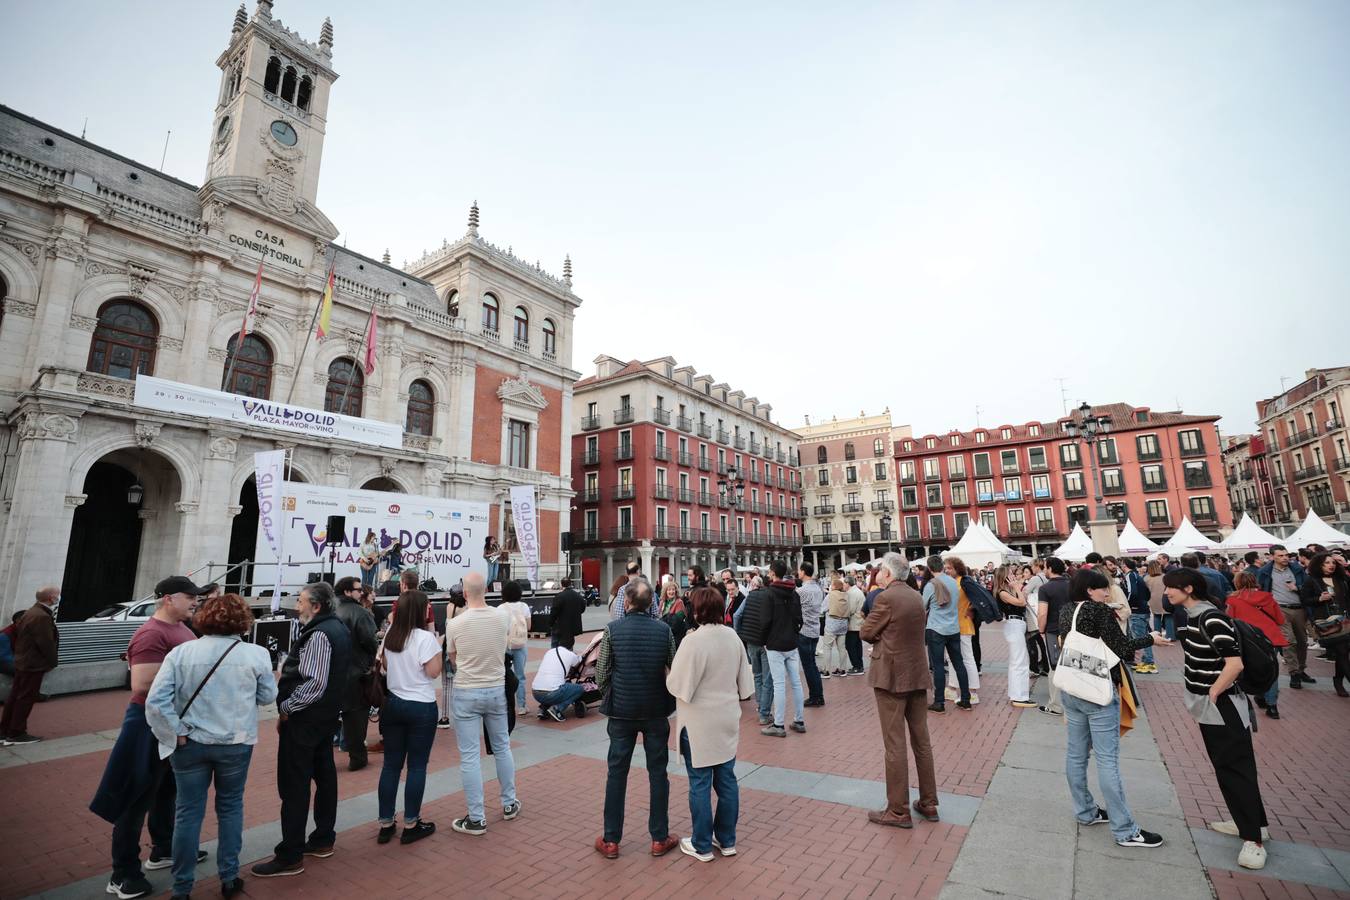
[1052,603,1119,706]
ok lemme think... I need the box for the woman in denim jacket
[146,594,277,899]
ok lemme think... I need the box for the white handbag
[1052,603,1119,706]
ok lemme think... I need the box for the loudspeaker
[378,578,401,597]
[419,578,438,592]
[560,531,573,552]
[325,514,346,543]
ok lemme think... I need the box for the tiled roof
[901,402,1219,452]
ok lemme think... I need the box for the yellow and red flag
[316,263,335,339]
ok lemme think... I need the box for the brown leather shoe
[867,809,914,829]
[366,740,384,754]
[594,836,619,859]
[651,834,680,857]
[912,800,940,822]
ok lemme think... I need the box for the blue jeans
[765,648,804,726]
[452,686,517,822]
[169,741,253,896]
[1264,676,1280,707]
[532,683,585,717]
[360,565,377,589]
[509,647,528,709]
[377,694,439,824]
[1130,614,1154,665]
[680,728,738,854]
[745,643,773,719]
[487,560,499,585]
[1152,613,1175,640]
[797,634,824,702]
[926,630,969,704]
[1063,690,1138,842]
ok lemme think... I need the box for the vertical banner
[509,484,540,590]
[254,449,287,613]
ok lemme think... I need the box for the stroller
[567,632,605,710]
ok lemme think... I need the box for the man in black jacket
[755,559,806,737]
[550,578,586,650]
[333,576,377,771]
[733,578,774,725]
[252,582,353,879]
[593,581,679,860]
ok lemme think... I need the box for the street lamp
[717,466,745,572]
[880,514,893,556]
[1065,401,1113,522]
[127,481,144,505]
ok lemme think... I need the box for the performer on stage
[484,536,501,587]
[358,530,380,589]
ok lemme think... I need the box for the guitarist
[358,530,380,589]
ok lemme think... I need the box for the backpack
[507,607,529,650]
[1198,609,1278,697]
[960,575,1003,623]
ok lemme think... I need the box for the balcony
[1271,474,1286,487]
[575,529,600,545]
[871,500,895,512]
[1001,463,1020,475]
[842,502,865,514]
[580,488,600,503]
[924,472,942,483]
[748,469,761,483]
[900,473,916,485]
[748,501,764,514]
[1065,485,1088,498]
[734,437,746,450]
[581,449,601,466]
[653,446,671,461]
[1183,472,1212,489]
[677,489,695,503]
[750,441,762,455]
[698,424,712,439]
[874,470,889,481]
[613,407,635,425]
[698,456,712,471]
[949,495,970,507]
[904,532,923,544]
[1286,426,1319,448]
[612,485,636,501]
[1179,442,1206,458]
[716,429,730,443]
[1032,487,1052,500]
[776,449,786,463]
[928,527,947,540]
[1060,456,1083,470]
[1293,464,1328,482]
[676,415,692,432]
[1328,418,1345,432]
[1192,511,1218,525]
[1029,460,1050,473]
[652,407,671,425]
[1334,456,1350,473]
[615,444,635,461]
[813,504,835,516]
[1226,474,1239,486]
[1102,483,1127,496]
[1004,491,1023,502]
[973,465,992,478]
[1147,517,1171,530]
[1312,501,1335,517]
[677,451,694,467]
[789,451,799,466]
[762,445,775,460]
[948,471,967,483]
[580,414,601,431]
[653,485,671,500]
[653,526,675,541]
[1036,522,1059,535]
[1008,523,1028,536]
[610,526,635,541]
[1137,448,1163,462]
[698,491,716,506]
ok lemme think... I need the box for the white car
[85,600,157,623]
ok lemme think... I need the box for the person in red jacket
[1225,572,1287,720]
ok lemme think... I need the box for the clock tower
[202,1,338,235]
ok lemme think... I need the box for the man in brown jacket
[860,554,938,828]
[1,586,61,745]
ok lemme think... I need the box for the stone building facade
[1254,366,1350,528]
[0,2,579,620]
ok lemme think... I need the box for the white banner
[254,449,287,613]
[510,484,541,590]
[134,374,403,449]
[254,482,490,588]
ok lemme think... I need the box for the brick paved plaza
[4,607,1350,900]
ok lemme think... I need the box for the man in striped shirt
[1163,568,1269,872]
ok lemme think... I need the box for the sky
[3,1,1347,437]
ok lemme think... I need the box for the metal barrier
[56,621,142,665]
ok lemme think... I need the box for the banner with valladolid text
[509,484,540,590]
[254,449,287,613]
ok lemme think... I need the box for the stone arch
[228,455,315,500]
[70,276,186,372]
[0,241,40,304]
[359,473,412,494]
[66,430,201,505]
[207,313,297,372]
[397,363,450,406]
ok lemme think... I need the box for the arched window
[281,66,298,103]
[844,442,856,460]
[87,299,158,379]
[264,56,281,94]
[513,305,529,345]
[221,333,273,399]
[296,76,313,111]
[324,357,363,417]
[542,318,556,356]
[406,379,434,435]
[446,289,459,318]
[481,293,499,333]
[816,445,828,464]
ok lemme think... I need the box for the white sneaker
[1238,841,1267,870]
[1210,820,1270,840]
[679,837,714,862]
[711,836,737,857]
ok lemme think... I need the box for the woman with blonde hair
[821,577,850,677]
[1145,559,1171,638]
[992,567,1037,708]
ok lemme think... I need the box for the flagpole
[337,294,378,415]
[287,257,333,405]
[224,258,265,393]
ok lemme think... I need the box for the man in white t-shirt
[446,572,518,835]
[531,643,584,722]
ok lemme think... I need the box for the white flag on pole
[509,484,540,590]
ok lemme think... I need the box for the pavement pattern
[3,606,1349,899]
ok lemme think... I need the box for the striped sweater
[1179,602,1241,696]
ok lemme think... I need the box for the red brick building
[892,403,1233,557]
[569,356,804,589]
[1254,366,1350,530]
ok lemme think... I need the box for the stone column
[603,549,615,593]
[1088,520,1122,558]
[638,542,654,580]
[378,318,405,426]
[176,432,241,579]
[27,212,88,380]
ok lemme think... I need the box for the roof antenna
[1279,375,1291,393]
[975,405,982,428]
[1056,377,1069,416]
[159,130,171,170]
[81,117,88,140]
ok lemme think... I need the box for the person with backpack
[943,558,982,706]
[1161,568,1270,871]
[1226,572,1287,719]
[499,581,533,716]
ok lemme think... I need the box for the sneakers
[789,720,806,733]
[146,850,207,870]
[400,821,436,844]
[1298,672,1317,684]
[1210,820,1270,840]
[221,876,245,898]
[546,706,565,723]
[436,717,452,729]
[927,702,946,714]
[834,669,847,677]
[250,856,304,877]
[912,800,940,822]
[821,670,832,679]
[503,801,521,820]
[302,840,334,858]
[105,876,154,899]
[1238,841,1267,870]
[969,691,980,706]
[955,700,973,711]
[517,705,528,717]
[679,837,714,862]
[452,815,487,835]
[1011,699,1038,708]
[760,724,786,737]
[1083,807,1109,826]
[1289,675,1303,690]
[1039,705,1063,716]
[846,667,865,676]
[651,834,680,857]
[757,715,772,726]
[803,697,825,707]
[711,836,737,856]
[1133,663,1158,674]
[1116,830,1164,848]
[5,732,41,745]
[378,823,397,844]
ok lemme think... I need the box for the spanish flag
[316,263,335,339]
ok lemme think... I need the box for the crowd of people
[2,536,1346,896]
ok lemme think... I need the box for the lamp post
[881,514,893,556]
[1065,402,1122,557]
[717,465,745,572]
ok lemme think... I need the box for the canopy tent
[1118,520,1160,556]
[1052,523,1095,563]
[1285,510,1350,548]
[841,562,869,572]
[1156,517,1222,556]
[1218,513,1284,552]
[943,523,1025,570]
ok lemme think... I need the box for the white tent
[1218,513,1284,551]
[1052,523,1095,562]
[1157,517,1222,556]
[1118,520,1160,556]
[943,523,1023,570]
[1285,510,1350,548]
[841,562,869,572]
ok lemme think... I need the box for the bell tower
[203,1,337,222]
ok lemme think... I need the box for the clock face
[269,120,298,147]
